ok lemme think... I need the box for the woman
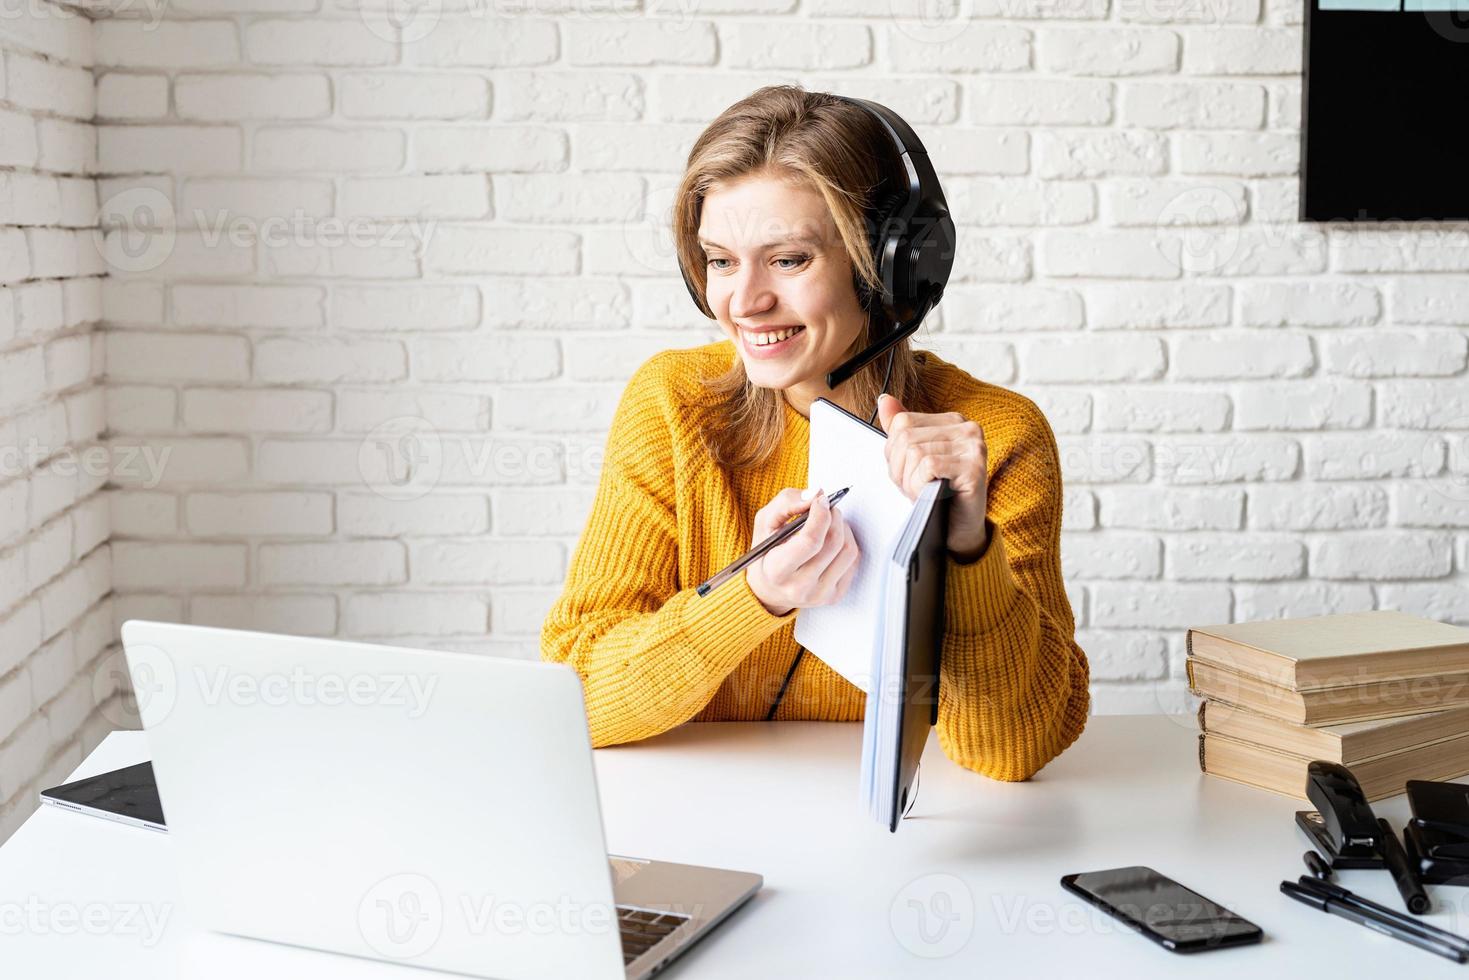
[541,85,1089,782]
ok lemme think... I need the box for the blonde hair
[672,84,941,469]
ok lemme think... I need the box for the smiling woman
[541,85,1090,784]
[673,89,940,468]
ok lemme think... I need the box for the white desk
[3,715,1465,977]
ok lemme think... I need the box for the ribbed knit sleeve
[540,355,796,748]
[933,405,1090,781]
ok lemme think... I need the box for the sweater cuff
[945,517,1022,636]
[678,568,797,669]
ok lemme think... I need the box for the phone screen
[1060,866,1262,953]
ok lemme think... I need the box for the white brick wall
[0,0,120,846]
[3,3,1469,844]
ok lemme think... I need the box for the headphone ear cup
[857,187,907,318]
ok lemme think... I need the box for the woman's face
[697,172,868,396]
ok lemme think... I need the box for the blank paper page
[794,399,912,694]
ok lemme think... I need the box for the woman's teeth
[750,326,804,346]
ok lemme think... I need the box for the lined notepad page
[794,399,913,694]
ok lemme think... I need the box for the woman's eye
[706,254,809,271]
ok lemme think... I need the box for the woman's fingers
[747,487,863,611]
[829,533,860,602]
[794,504,845,578]
[812,521,859,600]
[763,490,830,579]
[753,487,814,539]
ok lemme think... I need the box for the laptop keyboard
[617,905,690,966]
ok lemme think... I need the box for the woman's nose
[728,266,776,320]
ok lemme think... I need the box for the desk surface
[3,714,1465,978]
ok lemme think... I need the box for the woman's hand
[876,393,990,561]
[744,488,860,617]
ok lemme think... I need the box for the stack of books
[1188,609,1469,801]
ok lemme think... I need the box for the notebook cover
[883,478,950,833]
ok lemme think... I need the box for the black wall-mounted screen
[1302,0,1469,221]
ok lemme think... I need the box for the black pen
[1379,817,1432,914]
[695,487,851,597]
[1294,876,1463,948]
[1280,881,1468,963]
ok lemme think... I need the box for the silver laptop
[120,620,762,980]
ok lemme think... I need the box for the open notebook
[796,398,949,830]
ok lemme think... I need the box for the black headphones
[678,93,957,395]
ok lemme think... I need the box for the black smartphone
[1060,866,1263,953]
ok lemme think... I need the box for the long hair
[672,84,942,469]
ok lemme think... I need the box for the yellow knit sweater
[540,340,1090,782]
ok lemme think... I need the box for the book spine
[1185,628,1195,659]
[1196,733,1206,773]
[1197,698,1207,731]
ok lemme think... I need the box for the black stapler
[1296,761,1385,868]
[1296,761,1432,914]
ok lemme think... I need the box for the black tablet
[39,761,167,833]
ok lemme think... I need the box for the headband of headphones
[678,93,956,389]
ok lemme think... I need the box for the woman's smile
[738,324,807,358]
